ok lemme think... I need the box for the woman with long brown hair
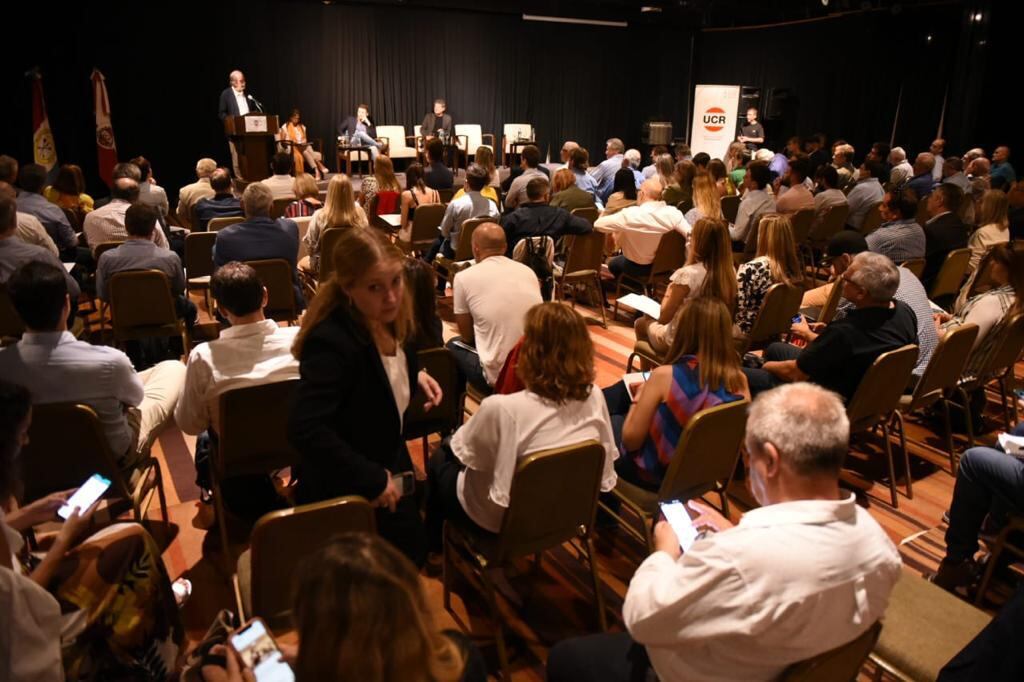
[44,164,93,214]
[425,302,617,551]
[550,167,597,212]
[663,160,696,207]
[635,217,737,356]
[360,154,403,211]
[301,173,368,275]
[604,297,749,489]
[288,229,442,563]
[398,163,441,243]
[734,213,803,335]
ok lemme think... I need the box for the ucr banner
[689,84,740,162]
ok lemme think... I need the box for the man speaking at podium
[218,70,262,178]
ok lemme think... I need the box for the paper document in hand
[998,433,1024,458]
[617,293,661,319]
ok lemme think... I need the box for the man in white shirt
[447,223,542,394]
[175,158,217,229]
[83,178,170,252]
[175,261,299,522]
[259,153,297,200]
[889,147,913,186]
[729,162,775,247]
[547,382,902,682]
[846,160,886,230]
[503,145,547,210]
[588,137,626,203]
[594,178,687,279]
[813,166,848,220]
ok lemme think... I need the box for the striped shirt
[865,219,926,263]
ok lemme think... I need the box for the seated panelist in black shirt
[420,98,453,141]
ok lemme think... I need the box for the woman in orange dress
[279,108,328,179]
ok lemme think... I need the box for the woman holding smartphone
[288,229,442,565]
[0,380,184,680]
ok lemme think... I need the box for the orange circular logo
[703,107,727,133]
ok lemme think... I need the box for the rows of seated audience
[0,130,1022,681]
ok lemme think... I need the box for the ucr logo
[703,107,727,133]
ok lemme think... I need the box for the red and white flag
[92,69,117,188]
[29,70,58,180]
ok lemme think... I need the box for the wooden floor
[129,287,1021,680]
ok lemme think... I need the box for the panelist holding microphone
[338,104,381,160]
[218,70,265,177]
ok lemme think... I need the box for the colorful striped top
[632,356,744,484]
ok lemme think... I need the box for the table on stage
[336,143,373,178]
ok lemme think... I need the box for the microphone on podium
[247,94,265,113]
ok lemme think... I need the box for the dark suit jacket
[218,87,252,122]
[212,216,304,307]
[500,203,592,256]
[338,115,377,140]
[288,305,419,503]
[923,212,968,288]
[420,112,453,137]
[424,161,454,190]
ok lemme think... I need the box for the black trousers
[546,632,655,682]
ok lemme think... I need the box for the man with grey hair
[175,157,217,229]
[745,250,918,401]
[889,147,913,186]
[558,140,579,168]
[218,70,254,177]
[547,382,901,682]
[624,149,644,187]
[906,152,937,198]
[213,182,303,310]
[832,143,857,191]
[588,137,626,203]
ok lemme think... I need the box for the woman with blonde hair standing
[734,213,803,335]
[301,173,368,276]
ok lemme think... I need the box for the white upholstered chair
[375,125,417,162]
[454,124,494,164]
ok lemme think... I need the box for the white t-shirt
[669,262,707,296]
[452,388,619,532]
[379,346,410,430]
[453,256,542,385]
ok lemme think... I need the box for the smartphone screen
[659,500,701,553]
[792,314,803,324]
[230,619,295,682]
[625,371,652,402]
[57,474,112,520]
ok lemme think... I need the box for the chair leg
[442,526,454,611]
[155,461,170,526]
[893,411,913,500]
[593,274,607,328]
[975,534,1008,607]
[583,532,608,632]
[881,423,899,508]
[644,513,656,554]
[940,397,957,476]
[212,480,234,577]
[478,566,512,681]
[957,387,976,449]
[626,352,639,373]
[998,376,1013,432]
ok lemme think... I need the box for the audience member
[805,132,830,171]
[889,147,913,186]
[692,151,710,170]
[745,252,918,401]
[432,164,499,263]
[558,140,579,168]
[832,143,857,191]
[360,155,402,214]
[504,145,547,209]
[452,146,498,202]
[421,98,454,140]
[175,157,217,229]
[424,138,454,190]
[260,152,296,200]
[1010,178,1024,240]
[83,177,170,253]
[288,229,442,563]
[0,261,185,470]
[194,168,243,232]
[589,138,626,203]
[906,152,937,199]
[549,167,597,213]
[866,188,926,262]
[775,157,815,214]
[846,160,886,231]
[403,257,444,352]
[398,163,441,243]
[213,182,304,309]
[43,164,93,215]
[0,183,59,258]
[728,161,775,247]
[605,298,748,490]
[303,173,369,276]
[942,156,971,193]
[966,189,1010,271]
[635,217,736,355]
[869,141,893,181]
[285,173,323,218]
[641,145,668,179]
[0,155,17,184]
[175,262,298,524]
[14,163,77,259]
[594,178,687,280]
[990,145,1016,186]
[922,183,968,288]
[131,156,170,216]
[568,147,600,200]
[283,107,331,175]
[624,149,645,187]
[93,161,142,211]
[448,223,542,393]
[735,213,802,336]
[683,173,724,227]
[0,380,185,679]
[662,160,696,207]
[601,169,639,215]
[930,138,946,181]
[674,143,693,162]
[0,195,79,300]
[548,382,901,682]
[653,154,676,193]
[501,177,591,255]
[707,158,735,196]
[813,165,848,220]
[427,303,617,549]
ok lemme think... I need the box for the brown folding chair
[93,240,123,260]
[109,269,190,352]
[817,278,845,325]
[443,441,609,681]
[738,283,803,353]
[805,203,850,280]
[845,345,919,507]
[438,188,456,204]
[235,496,376,628]
[612,230,686,321]
[780,622,882,682]
[434,217,486,292]
[19,402,169,526]
[899,258,926,279]
[859,202,883,235]
[270,197,294,219]
[893,323,979,475]
[0,283,24,343]
[316,226,350,285]
[788,207,815,245]
[554,231,608,328]
[246,259,298,324]
[956,314,1024,447]
[721,194,740,223]
[975,513,1024,607]
[928,247,971,304]
[403,348,465,453]
[208,216,245,232]
[212,380,301,573]
[598,399,748,552]
[398,203,446,255]
[185,231,218,312]
[570,206,600,225]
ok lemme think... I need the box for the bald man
[593,177,688,279]
[83,177,169,252]
[219,70,255,177]
[447,222,543,394]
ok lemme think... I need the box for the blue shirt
[905,172,935,199]
[96,239,184,301]
[15,191,76,251]
[0,237,80,300]
[588,154,624,203]
[991,161,1017,186]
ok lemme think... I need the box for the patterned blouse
[735,256,774,334]
[942,284,1016,382]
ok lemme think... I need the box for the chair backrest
[94,240,124,260]
[185,231,218,280]
[929,247,971,301]
[502,124,533,152]
[649,230,688,278]
[860,202,883,235]
[216,380,300,480]
[408,203,446,247]
[403,348,463,441]
[721,195,741,224]
[453,218,487,261]
[271,197,293,219]
[454,124,484,153]
[570,206,600,225]
[846,345,919,432]
[676,199,694,215]
[438,187,456,204]
[372,190,400,218]
[61,207,81,232]
[900,258,926,279]
[779,622,882,682]
[818,278,845,325]
[910,323,979,410]
[789,208,815,244]
[746,283,803,348]
[496,441,606,562]
[0,283,24,341]
[376,125,410,152]
[209,216,245,232]
[249,495,375,627]
[809,203,850,243]
[246,259,296,322]
[109,270,179,341]
[975,314,1024,381]
[657,399,749,502]
[562,231,606,276]
[18,403,129,504]
[293,216,312,261]
[318,227,349,284]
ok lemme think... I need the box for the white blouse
[379,347,410,430]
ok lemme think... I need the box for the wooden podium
[224,114,279,181]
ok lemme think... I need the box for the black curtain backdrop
[0,1,692,203]
[694,4,967,162]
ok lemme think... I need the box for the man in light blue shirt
[588,137,625,203]
[846,161,886,231]
[429,164,499,265]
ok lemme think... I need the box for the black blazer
[922,212,968,288]
[421,112,453,137]
[288,305,420,504]
[218,87,254,122]
[337,115,377,140]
